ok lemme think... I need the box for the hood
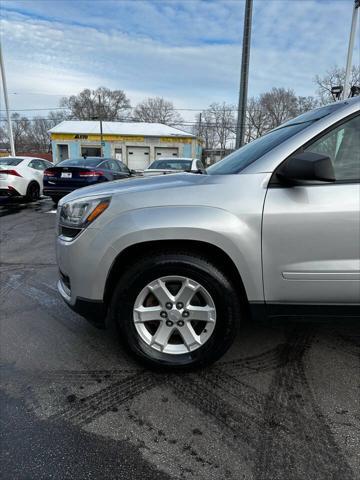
[59,173,210,204]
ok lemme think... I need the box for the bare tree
[0,113,32,151]
[208,103,236,150]
[28,117,50,151]
[259,88,299,130]
[60,87,131,121]
[133,97,183,125]
[193,103,235,150]
[245,97,268,142]
[296,95,319,114]
[192,111,217,149]
[314,65,360,105]
[47,110,70,126]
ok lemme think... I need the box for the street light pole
[343,0,359,100]
[98,94,103,157]
[0,42,15,156]
[235,0,253,149]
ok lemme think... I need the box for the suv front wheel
[110,250,241,369]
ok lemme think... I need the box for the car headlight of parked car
[58,196,111,239]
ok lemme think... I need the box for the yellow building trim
[160,137,193,144]
[51,133,145,142]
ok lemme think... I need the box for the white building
[49,121,202,169]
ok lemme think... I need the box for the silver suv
[56,98,360,368]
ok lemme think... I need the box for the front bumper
[58,277,106,322]
[56,225,116,309]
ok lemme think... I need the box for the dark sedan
[43,157,135,203]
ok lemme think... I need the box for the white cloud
[0,0,358,119]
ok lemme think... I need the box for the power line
[0,116,239,127]
[0,106,240,113]
[0,107,68,112]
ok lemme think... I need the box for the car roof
[69,157,120,161]
[152,157,197,161]
[0,156,46,160]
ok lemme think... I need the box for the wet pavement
[0,197,359,480]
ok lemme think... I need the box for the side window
[196,160,204,170]
[42,161,53,170]
[38,160,50,170]
[118,162,130,174]
[107,160,121,172]
[28,160,42,170]
[304,114,360,181]
[99,161,110,170]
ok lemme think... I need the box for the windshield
[207,102,343,175]
[57,158,102,167]
[0,157,24,166]
[149,160,192,170]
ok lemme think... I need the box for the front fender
[98,205,263,302]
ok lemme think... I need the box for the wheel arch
[27,179,41,189]
[26,180,41,198]
[103,240,249,311]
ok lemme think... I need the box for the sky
[0,0,359,122]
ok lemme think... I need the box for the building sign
[160,137,192,144]
[51,133,145,142]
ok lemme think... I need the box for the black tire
[25,182,40,202]
[51,196,60,205]
[110,250,241,369]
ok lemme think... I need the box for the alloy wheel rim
[133,276,217,355]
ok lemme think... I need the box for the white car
[143,157,205,176]
[0,156,53,201]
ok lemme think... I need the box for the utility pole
[343,0,359,99]
[235,0,253,149]
[98,94,103,157]
[0,42,15,156]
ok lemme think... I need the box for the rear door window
[28,160,43,170]
[107,160,122,172]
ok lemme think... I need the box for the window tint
[118,162,130,174]
[149,160,192,170]
[107,160,121,172]
[304,114,360,181]
[207,121,314,174]
[28,159,44,170]
[38,160,51,170]
[0,157,24,166]
[196,160,204,170]
[42,160,53,169]
[58,158,101,167]
[99,161,111,169]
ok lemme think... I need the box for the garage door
[127,147,150,170]
[155,147,178,158]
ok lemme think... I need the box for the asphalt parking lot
[0,197,359,480]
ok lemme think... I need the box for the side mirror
[277,152,335,185]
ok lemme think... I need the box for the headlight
[59,197,111,229]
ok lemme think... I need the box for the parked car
[143,157,205,175]
[43,157,136,203]
[56,98,360,369]
[0,156,53,201]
